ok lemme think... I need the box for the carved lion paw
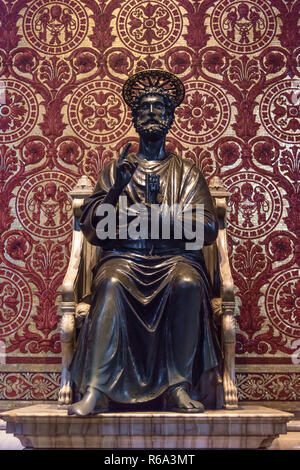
[58,382,73,406]
[223,373,238,409]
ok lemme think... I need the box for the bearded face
[133,94,174,139]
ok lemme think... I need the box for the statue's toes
[67,403,89,416]
[67,405,77,416]
[169,398,204,413]
[189,399,204,412]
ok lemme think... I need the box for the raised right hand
[113,143,138,193]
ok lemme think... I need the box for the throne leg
[222,301,238,409]
[58,301,75,406]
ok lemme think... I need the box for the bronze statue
[67,70,223,416]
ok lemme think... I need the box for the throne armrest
[209,176,234,303]
[209,176,238,409]
[61,176,94,303]
[61,221,84,303]
[58,176,94,406]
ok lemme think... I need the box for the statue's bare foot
[165,383,204,413]
[68,387,108,416]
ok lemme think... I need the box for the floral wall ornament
[171,81,230,144]
[68,80,132,144]
[260,79,300,143]
[0,80,38,142]
[116,0,183,54]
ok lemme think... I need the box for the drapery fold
[70,154,223,408]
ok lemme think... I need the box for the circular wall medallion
[171,81,230,144]
[117,0,183,54]
[223,172,282,239]
[68,80,132,144]
[265,269,300,338]
[16,172,75,238]
[211,0,276,54]
[260,80,300,144]
[0,80,38,143]
[0,268,32,338]
[23,0,88,55]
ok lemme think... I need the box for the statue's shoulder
[170,153,202,176]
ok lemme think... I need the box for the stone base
[0,404,293,449]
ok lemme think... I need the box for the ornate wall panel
[0,0,299,407]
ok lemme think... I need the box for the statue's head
[131,88,175,139]
[123,70,185,140]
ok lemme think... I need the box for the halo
[122,69,185,108]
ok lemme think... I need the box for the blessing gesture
[113,143,138,194]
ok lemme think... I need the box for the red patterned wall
[0,0,299,407]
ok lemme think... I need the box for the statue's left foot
[165,383,204,413]
[68,387,108,416]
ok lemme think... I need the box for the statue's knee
[101,270,121,289]
[174,266,202,292]
[108,276,121,288]
[178,276,201,291]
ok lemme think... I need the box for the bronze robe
[70,153,224,409]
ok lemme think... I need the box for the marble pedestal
[0,404,293,449]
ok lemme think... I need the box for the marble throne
[58,173,238,410]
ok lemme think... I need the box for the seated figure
[59,70,238,416]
